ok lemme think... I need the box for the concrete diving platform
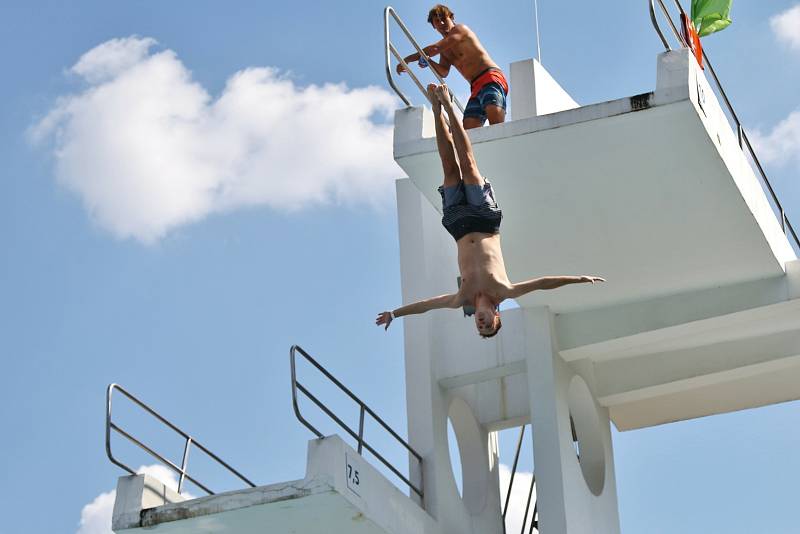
[388,44,800,534]
[394,48,800,435]
[394,49,796,314]
[112,435,440,534]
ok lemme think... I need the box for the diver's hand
[579,276,605,284]
[396,62,408,75]
[375,311,394,330]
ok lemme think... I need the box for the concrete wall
[655,49,795,270]
[304,436,441,534]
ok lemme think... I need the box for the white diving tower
[108,4,800,534]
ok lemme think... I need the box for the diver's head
[474,294,501,338]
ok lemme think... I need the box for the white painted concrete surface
[522,307,620,534]
[391,52,800,534]
[113,474,186,531]
[510,58,579,120]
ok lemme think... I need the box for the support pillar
[524,306,620,534]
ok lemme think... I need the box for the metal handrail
[290,345,424,499]
[105,383,256,495]
[384,6,465,113]
[649,0,800,252]
[502,424,538,534]
[502,425,525,522]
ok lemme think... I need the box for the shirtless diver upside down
[376,85,604,338]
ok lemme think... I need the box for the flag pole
[534,0,541,63]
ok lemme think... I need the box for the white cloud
[499,464,537,534]
[77,465,193,534]
[771,5,800,51]
[751,110,800,167]
[77,489,116,534]
[32,36,400,244]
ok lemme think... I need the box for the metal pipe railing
[502,424,539,533]
[290,345,424,500]
[520,472,538,534]
[384,6,465,113]
[502,425,525,524]
[648,0,800,253]
[105,383,256,495]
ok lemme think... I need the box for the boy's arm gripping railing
[384,6,465,113]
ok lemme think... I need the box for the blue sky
[1,1,799,533]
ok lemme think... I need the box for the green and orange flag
[691,0,733,37]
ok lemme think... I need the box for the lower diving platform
[112,436,439,534]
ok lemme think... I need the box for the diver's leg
[428,84,461,189]
[436,85,484,186]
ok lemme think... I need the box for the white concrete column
[524,306,620,534]
[510,58,578,120]
[394,106,435,146]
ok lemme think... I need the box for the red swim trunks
[469,67,509,99]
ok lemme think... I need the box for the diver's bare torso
[455,231,512,306]
[441,25,499,81]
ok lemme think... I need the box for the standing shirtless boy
[397,4,508,129]
[376,85,604,338]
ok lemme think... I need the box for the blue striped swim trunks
[438,180,503,242]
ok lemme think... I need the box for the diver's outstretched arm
[506,276,605,300]
[376,293,461,330]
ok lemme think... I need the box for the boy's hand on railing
[396,63,408,75]
[376,311,394,330]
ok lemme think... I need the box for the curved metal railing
[649,0,800,252]
[106,383,255,495]
[290,344,424,499]
[384,6,465,113]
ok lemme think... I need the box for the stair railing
[384,6,465,113]
[290,344,424,500]
[502,424,539,533]
[105,383,255,495]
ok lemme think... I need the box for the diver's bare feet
[427,84,441,114]
[436,84,455,118]
[434,84,454,112]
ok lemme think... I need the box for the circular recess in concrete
[567,375,606,496]
[446,396,489,513]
